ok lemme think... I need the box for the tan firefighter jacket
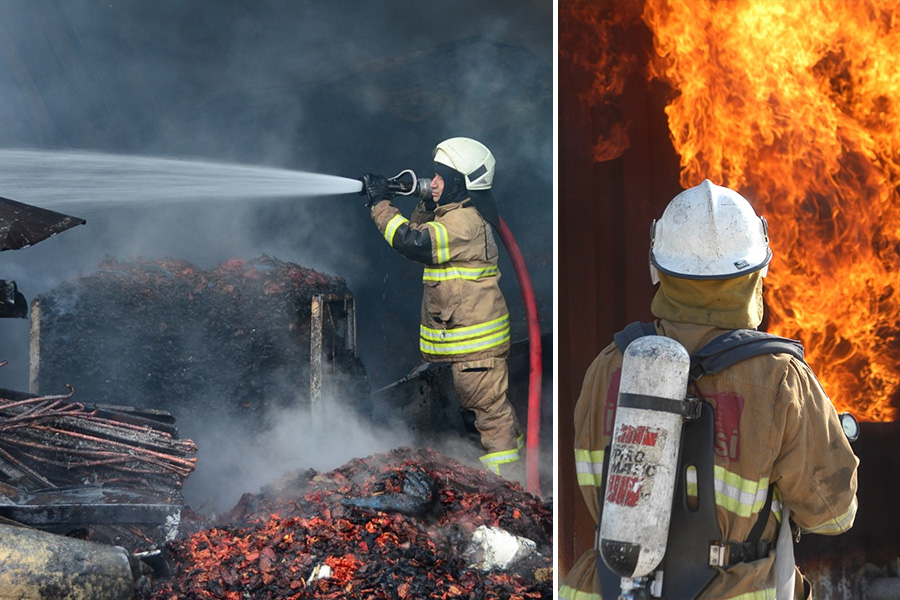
[560,319,859,600]
[371,197,510,363]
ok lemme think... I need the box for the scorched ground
[144,447,552,599]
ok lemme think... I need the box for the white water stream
[0,149,363,211]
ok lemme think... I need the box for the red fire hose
[495,216,543,496]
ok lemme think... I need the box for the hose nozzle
[387,169,432,202]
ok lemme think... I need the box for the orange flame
[642,0,900,421]
[559,0,644,161]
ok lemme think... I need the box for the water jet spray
[0,149,364,211]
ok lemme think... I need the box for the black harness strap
[689,328,804,380]
[748,484,775,542]
[618,392,702,419]
[613,321,659,353]
[614,321,804,380]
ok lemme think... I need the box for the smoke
[0,1,552,504]
[183,391,415,513]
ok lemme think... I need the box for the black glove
[361,173,392,208]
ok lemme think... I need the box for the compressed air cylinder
[599,335,690,580]
[0,523,135,600]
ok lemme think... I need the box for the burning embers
[145,447,552,599]
[565,0,900,421]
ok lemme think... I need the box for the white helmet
[649,179,771,284]
[433,137,495,190]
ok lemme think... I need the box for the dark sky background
[0,0,553,508]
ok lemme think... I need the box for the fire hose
[493,215,543,496]
[369,171,543,495]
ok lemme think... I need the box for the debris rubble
[145,447,553,599]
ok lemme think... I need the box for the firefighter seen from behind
[559,180,859,600]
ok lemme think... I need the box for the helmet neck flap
[651,270,765,330]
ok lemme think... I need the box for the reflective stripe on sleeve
[558,585,603,600]
[714,466,770,518]
[575,448,604,487]
[422,265,499,282]
[480,447,520,475]
[772,489,784,522]
[419,314,510,356]
[426,221,450,263]
[383,214,408,247]
[805,497,857,534]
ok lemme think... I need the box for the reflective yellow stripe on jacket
[805,496,857,534]
[558,585,602,600]
[725,589,776,600]
[715,466,769,518]
[419,314,510,356]
[575,452,773,518]
[428,221,450,263]
[422,265,499,282]
[575,448,604,488]
[382,214,408,247]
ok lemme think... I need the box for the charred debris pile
[147,447,552,600]
[0,385,196,549]
[0,386,195,492]
[33,255,367,428]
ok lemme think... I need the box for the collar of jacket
[656,319,733,357]
[650,270,764,330]
[435,197,474,216]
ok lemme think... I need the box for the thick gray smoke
[0,0,552,509]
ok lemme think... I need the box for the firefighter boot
[495,456,527,487]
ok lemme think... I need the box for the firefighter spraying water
[0,140,546,596]
[359,137,544,493]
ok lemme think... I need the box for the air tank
[599,335,691,580]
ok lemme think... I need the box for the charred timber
[0,387,196,493]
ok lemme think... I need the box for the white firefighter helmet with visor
[433,137,495,190]
[649,179,772,284]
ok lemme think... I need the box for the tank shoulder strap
[613,321,805,381]
[689,328,804,380]
[613,321,658,353]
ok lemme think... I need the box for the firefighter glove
[362,173,392,208]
